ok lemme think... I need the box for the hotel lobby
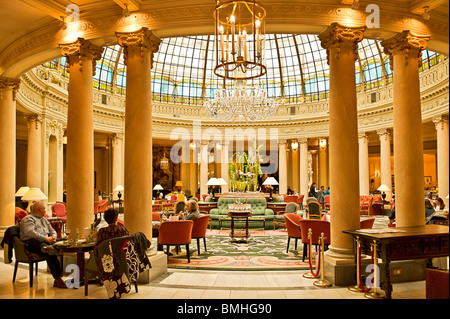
[0,0,449,303]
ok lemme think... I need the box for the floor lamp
[114,185,124,213]
[153,184,164,199]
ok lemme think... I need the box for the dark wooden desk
[54,242,95,286]
[343,225,449,299]
[267,202,287,214]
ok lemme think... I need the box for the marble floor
[0,253,426,300]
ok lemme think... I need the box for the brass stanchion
[348,236,363,292]
[313,232,332,288]
[364,240,385,299]
[303,228,319,279]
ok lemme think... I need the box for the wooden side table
[228,208,252,242]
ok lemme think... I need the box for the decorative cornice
[381,30,430,70]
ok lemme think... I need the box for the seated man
[19,201,67,288]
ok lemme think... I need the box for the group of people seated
[388,196,448,226]
[18,196,202,289]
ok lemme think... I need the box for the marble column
[278,140,287,195]
[433,115,449,207]
[181,140,191,194]
[299,138,309,202]
[319,23,365,285]
[220,140,229,193]
[358,133,370,196]
[111,133,124,200]
[59,38,103,238]
[291,140,300,192]
[318,139,328,190]
[25,114,43,189]
[0,77,20,234]
[377,129,393,201]
[382,31,430,227]
[116,28,161,237]
[200,140,209,197]
[189,144,199,196]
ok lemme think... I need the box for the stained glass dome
[43,34,443,105]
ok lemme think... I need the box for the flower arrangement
[228,141,262,192]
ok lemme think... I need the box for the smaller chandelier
[214,0,266,80]
[203,80,279,122]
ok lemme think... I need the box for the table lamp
[263,177,279,201]
[377,184,390,201]
[21,187,48,212]
[175,180,183,192]
[153,184,164,199]
[114,184,124,200]
[15,186,30,210]
[206,178,219,200]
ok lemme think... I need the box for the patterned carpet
[153,215,389,271]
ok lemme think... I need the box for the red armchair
[299,219,330,262]
[51,203,67,220]
[284,213,303,253]
[191,215,210,255]
[360,217,375,229]
[158,220,194,263]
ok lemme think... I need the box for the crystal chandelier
[214,0,266,80]
[203,80,279,122]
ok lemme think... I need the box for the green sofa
[209,197,274,230]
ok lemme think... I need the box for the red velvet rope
[307,238,321,277]
[358,245,374,292]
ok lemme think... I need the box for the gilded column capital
[381,30,430,71]
[318,22,366,63]
[59,38,104,75]
[298,138,308,144]
[24,114,43,130]
[116,27,161,67]
[433,114,449,131]
[111,133,124,145]
[358,132,368,141]
[0,76,20,101]
[377,128,391,141]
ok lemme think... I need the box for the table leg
[245,217,249,239]
[76,252,86,287]
[383,259,392,299]
[230,217,235,240]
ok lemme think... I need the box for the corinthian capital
[59,38,104,75]
[381,30,430,71]
[0,76,21,101]
[115,27,161,67]
[318,23,366,63]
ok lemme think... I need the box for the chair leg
[29,262,34,288]
[203,237,207,252]
[302,243,308,262]
[196,238,201,255]
[186,244,190,263]
[85,277,89,296]
[35,262,38,276]
[286,237,290,253]
[13,261,18,283]
[166,245,170,261]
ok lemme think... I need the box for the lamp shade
[446,194,449,199]
[377,184,390,192]
[206,178,219,186]
[263,177,279,186]
[21,188,47,201]
[153,184,164,190]
[175,181,183,187]
[114,185,124,192]
[15,186,30,197]
[216,178,228,186]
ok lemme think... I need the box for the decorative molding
[59,38,104,75]
[0,76,20,101]
[318,22,366,63]
[116,27,161,67]
[381,30,430,70]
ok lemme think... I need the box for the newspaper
[355,228,407,234]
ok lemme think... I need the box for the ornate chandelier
[214,0,266,80]
[203,80,279,122]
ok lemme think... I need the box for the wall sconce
[319,139,327,149]
[291,141,298,150]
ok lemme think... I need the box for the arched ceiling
[0,0,448,77]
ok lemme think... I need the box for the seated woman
[182,199,201,221]
[434,197,446,210]
[95,208,130,245]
